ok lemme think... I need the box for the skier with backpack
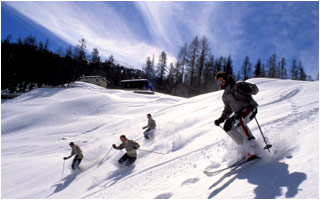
[112,135,140,166]
[213,71,260,159]
[63,142,84,170]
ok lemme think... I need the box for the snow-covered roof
[120,79,149,83]
[77,75,110,83]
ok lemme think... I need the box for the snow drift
[1,78,319,198]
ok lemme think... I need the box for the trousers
[143,129,155,139]
[72,155,82,169]
[118,153,136,166]
[223,106,257,145]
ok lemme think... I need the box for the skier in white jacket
[112,135,140,166]
[63,142,84,169]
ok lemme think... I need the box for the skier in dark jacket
[112,135,140,165]
[63,142,84,170]
[214,71,259,158]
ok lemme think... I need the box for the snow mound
[2,78,318,198]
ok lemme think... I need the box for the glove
[214,117,225,126]
[112,144,116,149]
[133,146,138,150]
[63,157,67,160]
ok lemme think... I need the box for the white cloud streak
[4,1,252,69]
[4,1,318,78]
[134,1,244,63]
[5,2,169,68]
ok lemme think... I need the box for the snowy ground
[1,78,319,199]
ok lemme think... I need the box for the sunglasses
[218,79,225,86]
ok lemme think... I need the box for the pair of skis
[203,155,261,177]
[219,116,273,152]
[203,117,271,176]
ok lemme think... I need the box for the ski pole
[255,117,272,152]
[138,149,166,155]
[97,146,113,168]
[62,160,65,179]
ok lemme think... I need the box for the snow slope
[1,79,319,199]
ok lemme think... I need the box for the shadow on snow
[47,171,80,198]
[208,158,306,199]
[82,165,135,198]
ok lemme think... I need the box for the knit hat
[216,71,228,80]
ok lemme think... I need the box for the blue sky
[2,1,319,79]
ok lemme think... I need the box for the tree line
[2,35,144,93]
[2,34,314,97]
[143,36,314,97]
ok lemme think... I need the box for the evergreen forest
[2,34,314,97]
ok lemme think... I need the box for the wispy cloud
[4,1,318,78]
[5,1,172,67]
[134,2,248,61]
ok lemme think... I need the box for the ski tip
[203,171,214,177]
[247,155,262,161]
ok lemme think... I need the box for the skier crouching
[63,142,84,170]
[112,135,140,166]
[214,71,259,159]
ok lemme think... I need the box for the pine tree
[186,36,200,88]
[166,62,176,92]
[278,57,288,79]
[203,54,217,91]
[38,41,44,51]
[23,35,37,46]
[176,43,188,86]
[108,55,115,64]
[267,54,277,78]
[254,59,262,77]
[91,48,100,64]
[298,61,307,80]
[291,59,298,80]
[74,38,87,62]
[3,34,12,44]
[156,51,167,90]
[142,56,155,80]
[261,64,266,77]
[44,39,49,51]
[242,56,252,80]
[197,36,210,87]
[214,57,224,74]
[225,55,233,76]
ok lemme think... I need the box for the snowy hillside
[1,79,319,199]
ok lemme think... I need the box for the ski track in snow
[1,79,319,199]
